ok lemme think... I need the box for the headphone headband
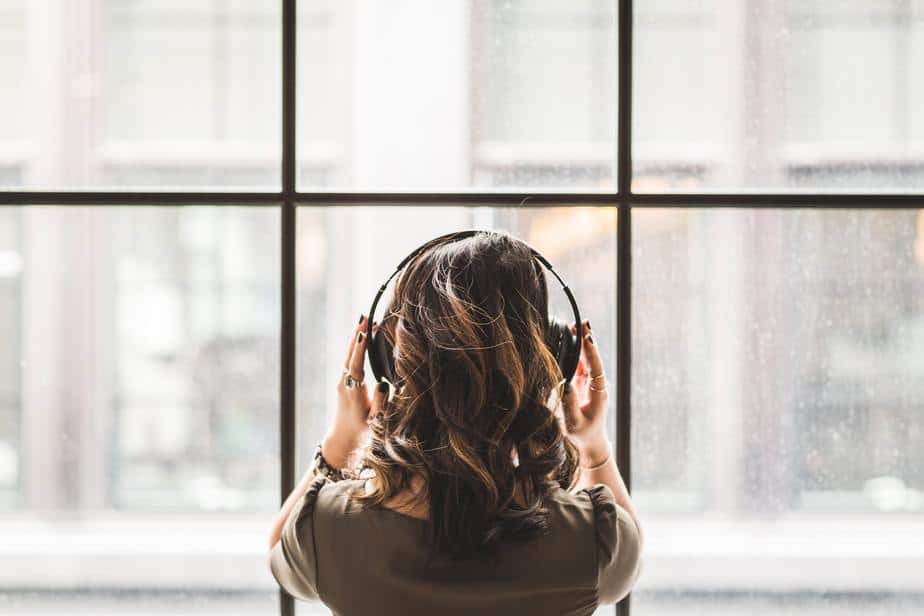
[363,229,583,385]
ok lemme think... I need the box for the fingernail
[587,335,594,345]
[586,320,592,331]
[358,313,365,323]
[377,381,389,393]
[357,332,364,343]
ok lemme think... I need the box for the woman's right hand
[559,319,612,466]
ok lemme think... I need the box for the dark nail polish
[357,332,364,343]
[587,335,594,345]
[377,381,389,393]
[586,320,592,331]
[358,313,365,323]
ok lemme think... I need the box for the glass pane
[297,1,617,190]
[0,207,280,613]
[633,208,924,615]
[0,0,280,190]
[295,205,617,614]
[634,1,924,192]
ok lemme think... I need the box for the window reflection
[0,0,280,189]
[634,1,924,191]
[0,207,280,613]
[296,0,617,190]
[633,208,924,615]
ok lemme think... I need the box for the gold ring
[589,384,607,392]
[589,373,606,381]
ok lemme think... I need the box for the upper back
[298,477,639,616]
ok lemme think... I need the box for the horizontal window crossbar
[629,193,924,207]
[0,192,283,205]
[2,191,922,207]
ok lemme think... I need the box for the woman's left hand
[321,315,388,469]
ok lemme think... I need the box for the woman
[268,230,644,615]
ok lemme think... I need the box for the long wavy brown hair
[350,230,580,562]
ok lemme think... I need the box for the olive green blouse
[269,475,643,615]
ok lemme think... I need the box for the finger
[575,331,588,375]
[580,322,608,403]
[572,323,587,376]
[574,372,588,408]
[368,380,389,421]
[570,322,590,409]
[574,321,590,372]
[348,326,367,382]
[580,320,603,377]
[576,353,588,383]
[343,314,367,369]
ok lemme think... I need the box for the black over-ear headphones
[363,229,584,387]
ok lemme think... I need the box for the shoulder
[293,473,339,520]
[312,476,368,516]
[544,482,620,528]
[267,476,372,602]
[569,483,643,605]
[267,474,331,602]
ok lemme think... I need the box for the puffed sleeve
[583,483,643,605]
[268,474,329,602]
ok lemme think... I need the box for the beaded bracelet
[311,443,346,482]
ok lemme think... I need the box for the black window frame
[2,1,922,615]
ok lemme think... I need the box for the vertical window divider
[616,1,633,615]
[280,0,297,614]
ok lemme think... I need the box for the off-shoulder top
[269,475,643,616]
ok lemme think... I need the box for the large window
[1,1,922,616]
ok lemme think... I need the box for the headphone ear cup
[369,325,397,385]
[547,316,581,382]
